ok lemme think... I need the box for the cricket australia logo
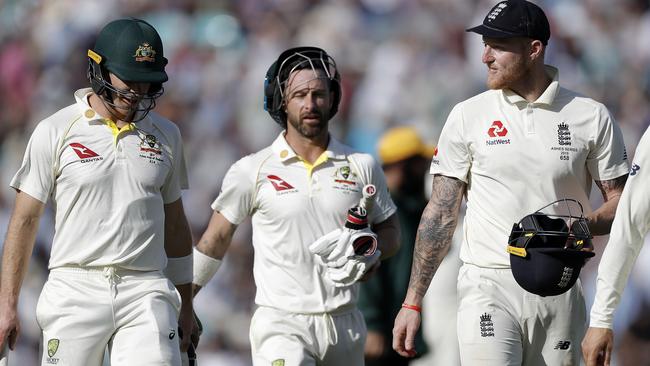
[133,43,156,62]
[46,338,60,364]
[557,122,571,146]
[334,165,357,186]
[486,120,510,146]
[479,313,495,337]
[138,133,164,164]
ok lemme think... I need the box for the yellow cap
[377,126,436,165]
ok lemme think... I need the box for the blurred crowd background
[1,0,650,365]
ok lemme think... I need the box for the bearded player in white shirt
[191,47,400,366]
[393,1,628,365]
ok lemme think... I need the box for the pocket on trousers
[35,280,52,330]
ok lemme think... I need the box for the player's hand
[582,327,613,366]
[392,307,420,358]
[191,311,202,351]
[0,303,19,352]
[365,330,385,358]
[178,304,196,353]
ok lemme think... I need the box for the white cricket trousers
[249,306,366,366]
[457,264,586,366]
[36,266,182,366]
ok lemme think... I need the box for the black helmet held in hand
[507,199,595,297]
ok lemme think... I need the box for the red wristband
[401,303,422,313]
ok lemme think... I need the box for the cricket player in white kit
[393,1,629,365]
[191,47,400,366]
[582,127,650,366]
[0,18,195,365]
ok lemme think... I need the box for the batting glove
[309,227,380,286]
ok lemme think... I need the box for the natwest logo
[69,143,103,163]
[487,120,508,137]
[267,175,295,191]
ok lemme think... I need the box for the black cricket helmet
[507,198,595,297]
[264,46,341,128]
[87,18,168,122]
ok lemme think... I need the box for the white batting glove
[327,248,382,287]
[309,227,380,287]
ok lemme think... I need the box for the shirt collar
[271,131,349,163]
[73,87,151,131]
[502,65,560,106]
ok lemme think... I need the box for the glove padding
[309,227,380,287]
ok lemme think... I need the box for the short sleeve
[211,156,255,225]
[429,104,471,182]
[586,105,629,181]
[10,121,57,203]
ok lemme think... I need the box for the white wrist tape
[164,253,193,285]
[193,248,222,287]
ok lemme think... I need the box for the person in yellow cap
[358,126,436,366]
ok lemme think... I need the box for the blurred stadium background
[1,0,650,365]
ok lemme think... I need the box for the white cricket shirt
[590,127,650,328]
[213,132,396,313]
[431,66,629,268]
[11,88,188,270]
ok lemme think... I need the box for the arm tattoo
[595,174,628,202]
[409,175,465,297]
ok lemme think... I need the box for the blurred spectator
[358,126,434,365]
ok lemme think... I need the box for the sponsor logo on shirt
[479,313,495,337]
[69,143,103,163]
[486,120,510,146]
[267,175,296,193]
[431,147,440,165]
[630,163,640,176]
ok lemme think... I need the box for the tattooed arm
[392,174,465,357]
[587,174,628,236]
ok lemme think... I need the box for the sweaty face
[283,68,333,139]
[106,73,151,122]
[482,37,532,90]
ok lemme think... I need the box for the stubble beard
[486,57,530,90]
[288,112,329,139]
